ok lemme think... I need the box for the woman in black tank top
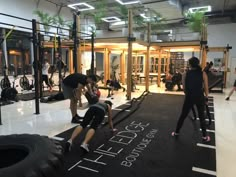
[171,57,211,142]
[65,100,118,153]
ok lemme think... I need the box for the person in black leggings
[172,57,210,142]
[65,100,117,152]
[191,104,212,126]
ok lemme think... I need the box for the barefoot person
[62,73,97,123]
[65,100,117,152]
[172,57,210,142]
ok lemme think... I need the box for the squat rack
[0,12,93,116]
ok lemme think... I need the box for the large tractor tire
[0,134,64,177]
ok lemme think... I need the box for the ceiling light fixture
[189,6,211,13]
[67,2,95,11]
[115,0,140,5]
[101,17,121,23]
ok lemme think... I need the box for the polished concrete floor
[0,83,235,177]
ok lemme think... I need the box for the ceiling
[44,0,236,29]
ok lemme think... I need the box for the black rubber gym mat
[17,90,58,101]
[55,93,216,177]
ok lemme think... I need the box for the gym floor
[0,83,235,177]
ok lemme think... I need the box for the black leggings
[80,107,105,130]
[191,104,211,123]
[42,75,51,87]
[176,95,207,137]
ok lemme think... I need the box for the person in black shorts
[62,73,97,123]
[65,100,117,152]
[172,57,210,142]
[225,67,236,101]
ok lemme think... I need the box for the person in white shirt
[42,59,52,91]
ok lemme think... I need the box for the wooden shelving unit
[169,52,185,73]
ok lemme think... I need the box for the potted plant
[52,15,66,34]
[33,10,54,35]
[185,11,207,33]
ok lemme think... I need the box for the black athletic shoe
[71,115,83,124]
[65,141,72,153]
[225,97,230,101]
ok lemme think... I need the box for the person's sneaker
[80,143,89,153]
[71,115,83,124]
[171,132,179,137]
[65,141,72,153]
[202,136,211,142]
[225,97,230,101]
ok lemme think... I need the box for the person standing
[172,57,210,142]
[225,67,236,101]
[62,73,97,123]
[42,59,52,92]
[65,100,117,152]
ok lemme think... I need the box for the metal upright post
[38,33,43,98]
[0,103,2,125]
[91,33,95,74]
[32,19,40,114]
[57,36,62,92]
[73,13,78,73]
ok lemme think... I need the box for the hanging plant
[52,15,66,34]
[33,10,54,34]
[185,11,207,32]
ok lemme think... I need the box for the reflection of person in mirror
[225,67,236,101]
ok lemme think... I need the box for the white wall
[207,23,236,86]
[0,0,73,32]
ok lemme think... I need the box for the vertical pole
[77,16,82,74]
[166,49,170,75]
[69,48,73,73]
[73,13,78,73]
[127,9,133,100]
[2,29,8,75]
[0,104,2,125]
[145,22,151,91]
[104,48,109,86]
[30,42,34,74]
[157,50,161,87]
[57,36,62,92]
[91,33,95,74]
[120,51,125,84]
[38,33,43,98]
[32,19,40,114]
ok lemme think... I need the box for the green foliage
[66,22,73,30]
[33,10,54,33]
[82,0,107,30]
[185,11,206,32]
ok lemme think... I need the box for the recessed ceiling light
[189,6,211,13]
[101,17,121,23]
[115,0,140,5]
[67,2,95,11]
